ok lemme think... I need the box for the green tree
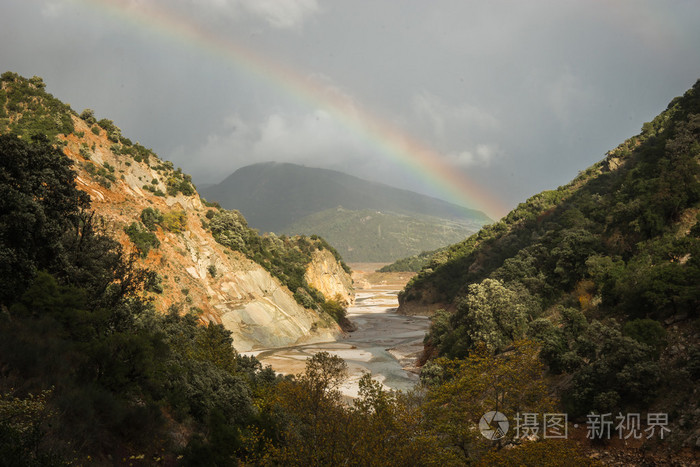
[0,134,89,304]
[273,352,349,465]
[565,321,661,416]
[422,341,555,464]
[436,279,530,357]
[124,222,159,257]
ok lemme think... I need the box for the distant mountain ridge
[201,162,491,232]
[201,162,491,262]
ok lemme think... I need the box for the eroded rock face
[218,266,339,350]
[60,115,343,351]
[305,249,355,305]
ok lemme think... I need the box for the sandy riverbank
[245,264,426,398]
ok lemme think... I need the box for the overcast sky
[2,0,699,218]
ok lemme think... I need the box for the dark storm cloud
[1,0,699,216]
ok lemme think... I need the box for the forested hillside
[399,79,700,445]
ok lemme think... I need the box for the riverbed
[246,264,429,398]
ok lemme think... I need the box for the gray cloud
[1,0,699,218]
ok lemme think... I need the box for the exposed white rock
[305,249,355,305]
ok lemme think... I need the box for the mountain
[0,72,353,351]
[398,79,700,440]
[201,162,491,261]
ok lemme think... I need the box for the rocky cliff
[57,115,346,351]
[304,249,354,305]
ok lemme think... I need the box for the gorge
[248,265,428,398]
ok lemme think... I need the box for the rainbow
[79,0,508,220]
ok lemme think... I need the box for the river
[246,264,429,398]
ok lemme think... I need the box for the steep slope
[399,83,699,317]
[0,72,351,351]
[200,162,490,261]
[399,79,700,446]
[304,248,355,306]
[378,248,444,272]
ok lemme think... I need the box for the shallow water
[246,273,429,398]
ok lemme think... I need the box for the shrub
[142,185,165,197]
[294,288,317,309]
[97,118,117,133]
[210,211,249,253]
[140,208,163,231]
[124,222,160,257]
[623,318,666,357]
[320,297,346,323]
[162,210,187,233]
[166,170,195,197]
[202,198,221,209]
[80,108,97,124]
[148,273,164,294]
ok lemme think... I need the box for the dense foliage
[0,134,298,463]
[405,80,700,420]
[0,133,89,304]
[264,345,596,466]
[208,209,351,320]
